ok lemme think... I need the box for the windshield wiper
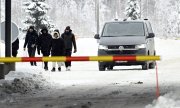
[121,35,139,36]
[102,36,118,37]
[102,35,141,37]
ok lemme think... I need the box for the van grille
[108,45,135,49]
[107,50,136,55]
[108,46,119,49]
[124,45,135,49]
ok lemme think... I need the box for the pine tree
[125,0,140,20]
[23,0,54,33]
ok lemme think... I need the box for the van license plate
[116,61,127,63]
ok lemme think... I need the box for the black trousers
[12,50,18,57]
[65,49,72,67]
[28,47,36,65]
[42,51,50,68]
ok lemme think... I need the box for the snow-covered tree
[8,0,180,38]
[23,0,55,33]
[0,0,5,22]
[125,0,140,20]
[99,0,111,30]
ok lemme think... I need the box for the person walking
[23,26,38,66]
[12,38,19,57]
[61,26,77,71]
[37,27,52,71]
[50,29,65,72]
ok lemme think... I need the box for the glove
[73,49,77,53]
[31,44,35,48]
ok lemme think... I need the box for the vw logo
[119,46,124,50]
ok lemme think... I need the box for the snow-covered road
[0,38,180,108]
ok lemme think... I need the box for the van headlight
[98,45,108,50]
[136,44,146,49]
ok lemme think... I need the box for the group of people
[22,26,77,71]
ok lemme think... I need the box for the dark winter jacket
[23,30,38,49]
[12,38,19,57]
[51,32,65,56]
[38,28,52,55]
[61,30,77,50]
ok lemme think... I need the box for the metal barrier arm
[0,56,160,63]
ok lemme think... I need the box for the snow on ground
[0,37,180,108]
[146,91,180,108]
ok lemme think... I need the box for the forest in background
[1,0,180,38]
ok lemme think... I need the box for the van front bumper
[98,49,147,66]
[98,48,147,56]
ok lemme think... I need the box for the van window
[102,22,145,37]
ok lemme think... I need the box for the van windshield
[102,22,145,37]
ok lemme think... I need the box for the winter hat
[54,29,60,34]
[29,26,34,30]
[65,26,71,30]
[41,27,48,33]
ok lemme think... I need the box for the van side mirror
[94,34,100,39]
[148,33,155,38]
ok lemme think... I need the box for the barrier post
[0,63,5,79]
[155,62,160,98]
[5,0,14,76]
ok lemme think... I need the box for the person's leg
[44,62,48,70]
[31,47,37,66]
[65,49,72,71]
[67,49,72,67]
[57,62,63,67]
[28,48,33,66]
[52,62,56,68]
[43,52,49,70]
[12,50,17,57]
[51,62,56,72]
[64,50,68,68]
[57,62,63,71]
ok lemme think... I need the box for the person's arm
[72,34,77,53]
[61,33,64,39]
[37,35,42,55]
[12,38,19,51]
[35,32,39,46]
[48,34,53,54]
[23,34,29,50]
[17,38,19,50]
[49,36,53,55]
[62,39,65,56]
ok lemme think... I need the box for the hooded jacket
[12,38,19,57]
[24,27,38,49]
[50,32,65,56]
[38,28,52,55]
[61,26,77,50]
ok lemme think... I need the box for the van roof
[106,19,149,24]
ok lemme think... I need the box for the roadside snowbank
[146,91,180,108]
[0,71,49,94]
[145,38,180,108]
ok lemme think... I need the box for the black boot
[58,67,61,72]
[44,66,48,71]
[34,62,37,66]
[44,62,48,71]
[51,67,55,72]
[30,62,33,66]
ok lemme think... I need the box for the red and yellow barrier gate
[0,56,160,63]
[0,55,161,98]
